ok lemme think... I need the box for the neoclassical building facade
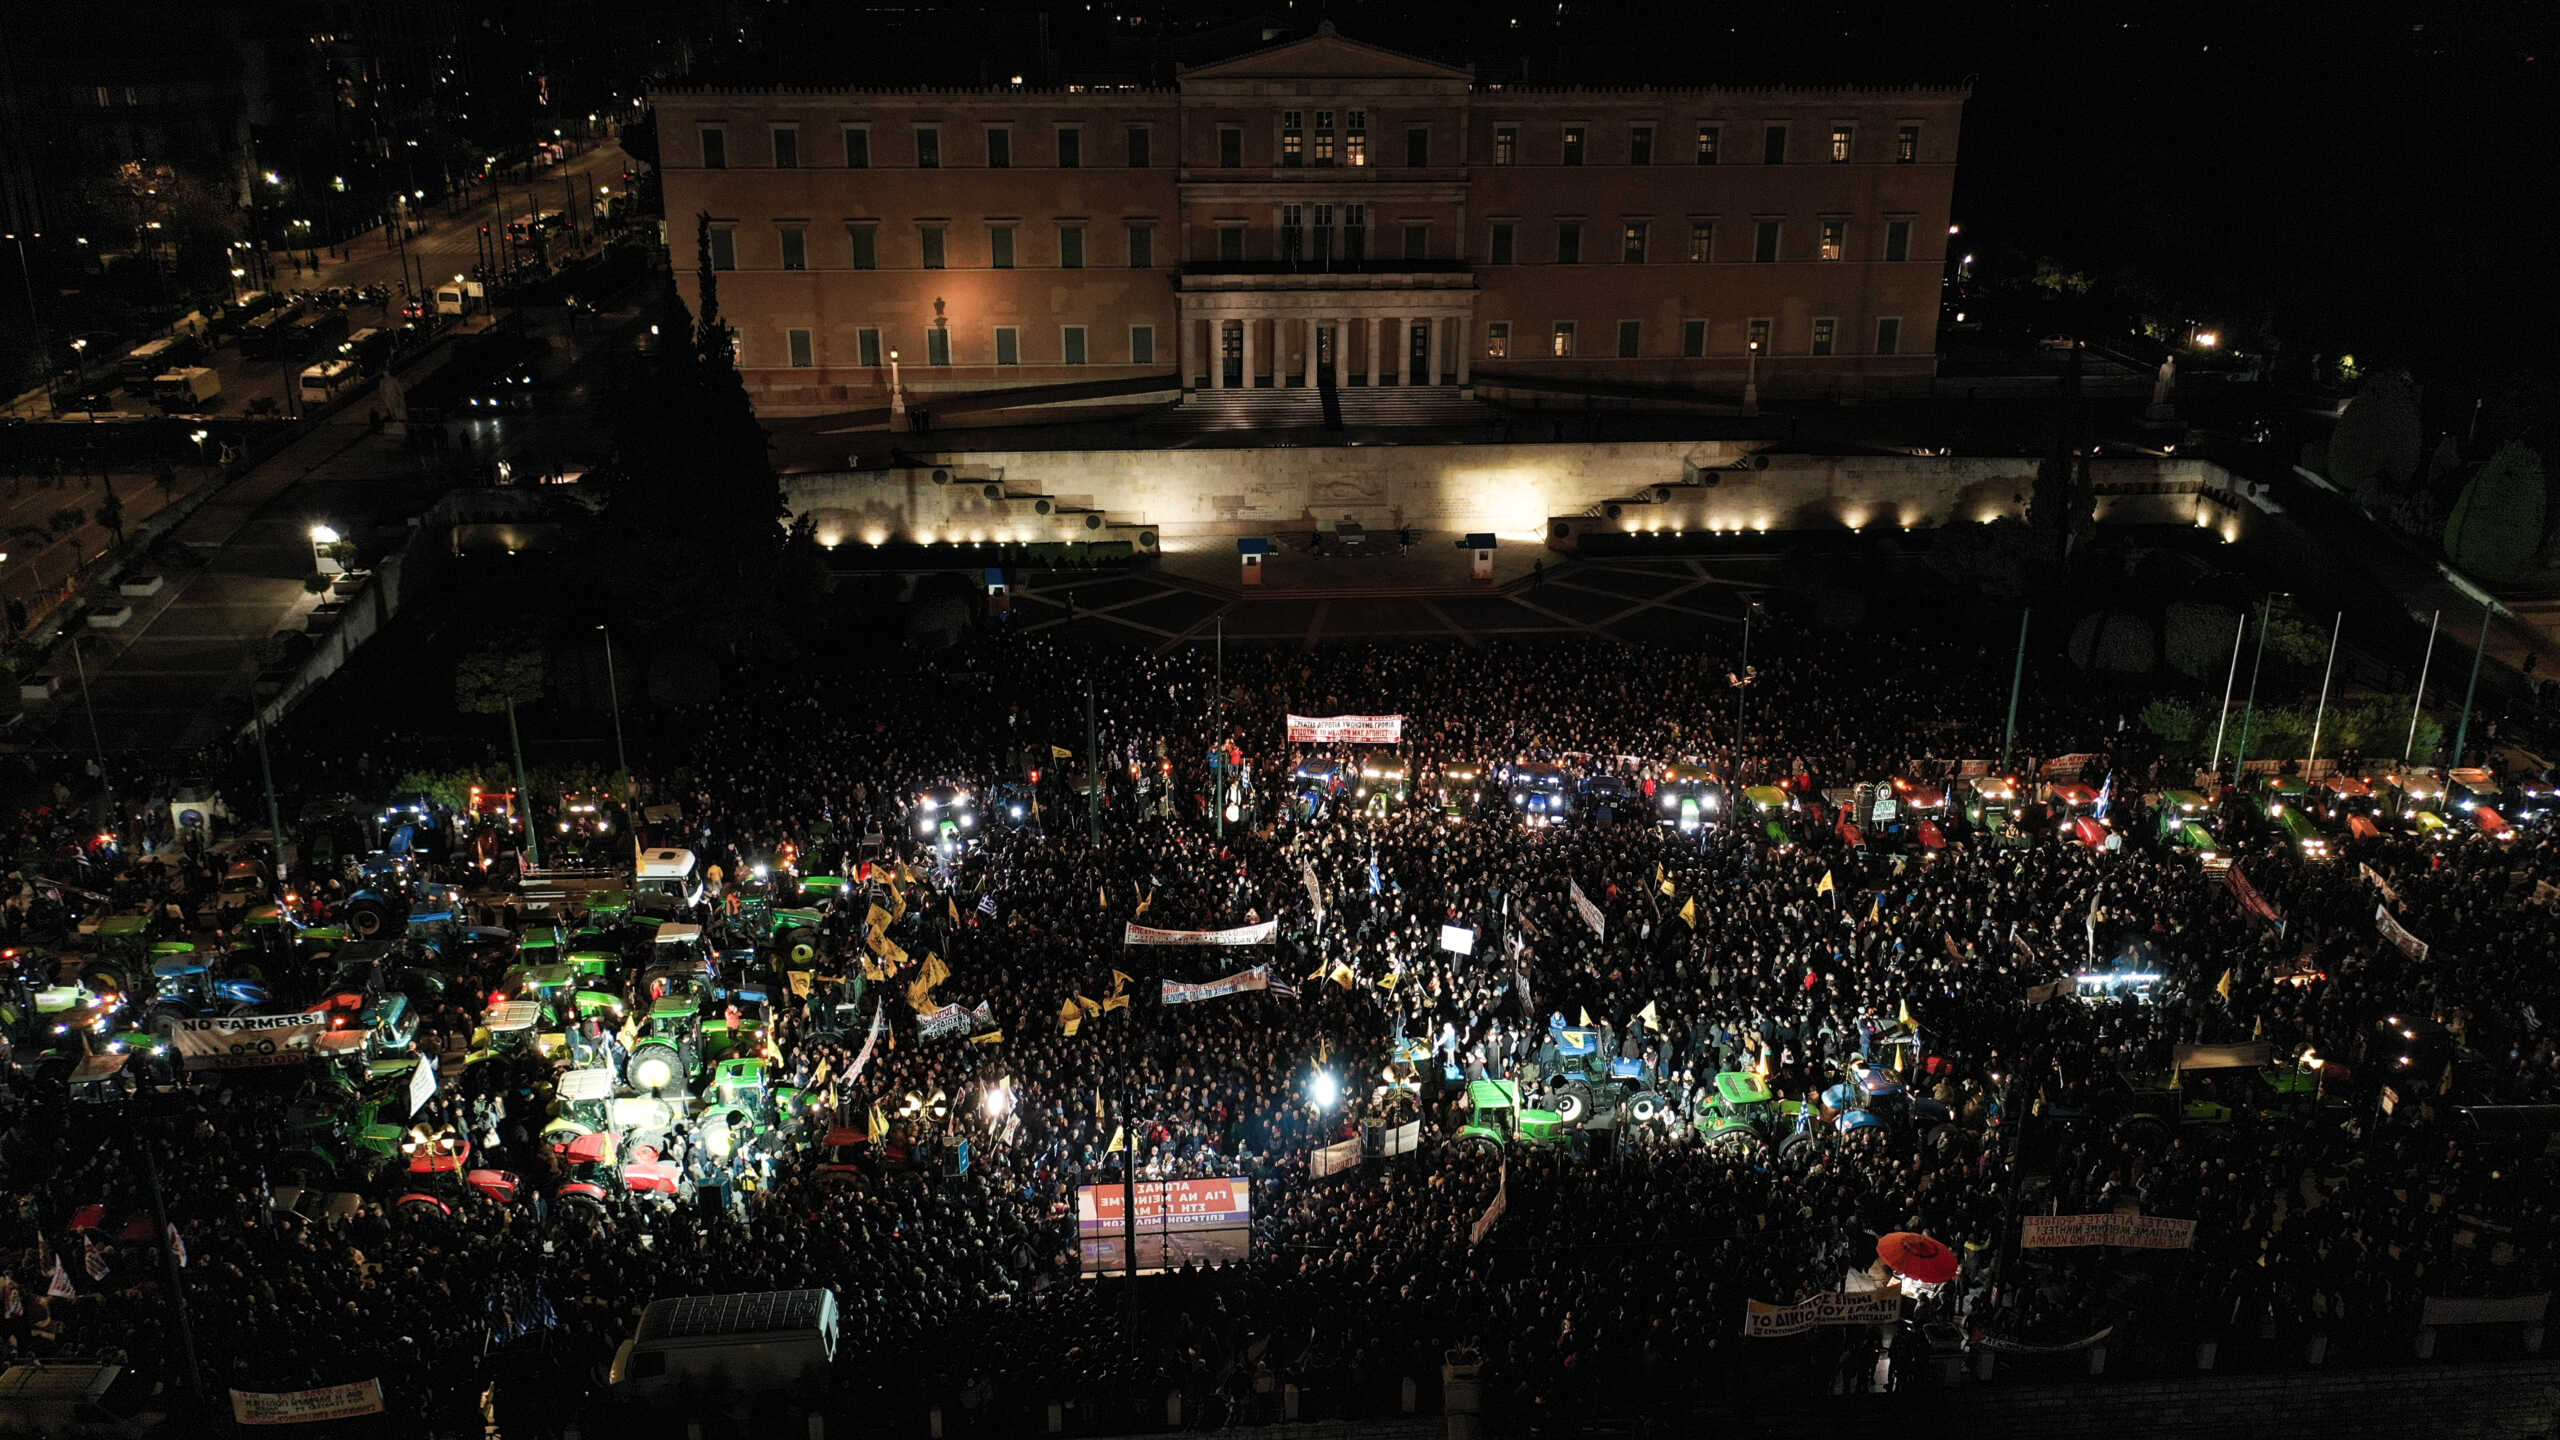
[653,25,1965,416]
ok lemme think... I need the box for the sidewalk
[2,461,222,647]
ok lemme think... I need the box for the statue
[2151,355,2177,412]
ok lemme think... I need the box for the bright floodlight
[983,1084,1013,1119]
[1311,1071,1340,1110]
[633,1054,675,1092]
[310,524,340,544]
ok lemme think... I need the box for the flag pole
[2305,611,2343,777]
[2452,593,2493,768]
[2207,610,2246,777]
[2404,609,2440,766]
[1999,606,2030,773]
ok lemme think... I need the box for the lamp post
[5,232,53,415]
[309,522,341,576]
[888,347,908,430]
[1742,339,1760,416]
[68,337,89,393]
[597,623,630,798]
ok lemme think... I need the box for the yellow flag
[885,879,907,923]
[1052,745,1073,759]
[2216,968,2235,1001]
[866,903,893,934]
[868,1101,889,1143]
[1755,1045,1772,1077]
[1307,959,1329,981]
[1098,886,1109,912]
[1379,971,1402,991]
[1817,870,1836,896]
[1896,997,1914,1029]
[2253,1014,2264,1038]
[1102,993,1130,1012]
[787,970,814,998]
[948,897,961,925]
[1636,1000,1659,1030]
[1106,1124,1126,1154]
[968,1029,1004,1046]
[1329,962,1358,990]
[1659,875,1676,897]
[1060,998,1084,1036]
[1679,897,1697,928]
[1110,970,1132,996]
[1094,1090,1104,1120]
[873,933,909,968]
[1075,994,1102,1017]
[1576,1006,1593,1028]
[898,862,919,886]
[1134,888,1154,918]
[1869,896,1882,924]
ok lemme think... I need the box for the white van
[611,1289,838,1401]
[298,358,356,404]
[152,367,221,412]
[434,278,484,316]
[633,847,705,916]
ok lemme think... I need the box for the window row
[1485,316,1906,360]
[1490,121,1923,167]
[754,324,1160,369]
[1491,216,1916,265]
[702,214,1920,271]
[701,123,1150,170]
[706,222,1158,271]
[694,118,1926,170]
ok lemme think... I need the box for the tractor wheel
[1548,1082,1594,1126]
[1453,1131,1503,1159]
[1777,1129,1826,1166]
[344,901,393,939]
[81,964,130,1001]
[1702,1125,1767,1157]
[1627,1091,1669,1125]
[2115,1114,2173,1154]
[147,1007,189,1043]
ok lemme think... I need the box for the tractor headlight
[633,1054,675,1091]
[919,818,935,836]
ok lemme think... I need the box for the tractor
[1453,1079,1573,1155]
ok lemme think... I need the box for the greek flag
[977,893,999,919]
[2093,773,2114,820]
[1368,852,1384,896]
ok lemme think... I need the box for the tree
[1926,517,2034,601]
[2066,611,2156,674]
[2444,441,2548,580]
[95,481,124,547]
[2325,367,2422,506]
[2260,597,2333,670]
[2140,697,2202,749]
[2162,602,2241,680]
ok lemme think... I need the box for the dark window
[1403,224,1429,260]
[1681,319,1706,357]
[1622,222,1647,264]
[1753,220,1779,263]
[1126,127,1149,167]
[707,228,735,270]
[1630,126,1653,165]
[1217,227,1244,262]
[858,328,881,366]
[916,127,940,168]
[1218,128,1242,167]
[849,227,877,269]
[1557,222,1582,264]
[1695,125,1719,164]
[1130,325,1155,365]
[1876,317,1901,355]
[772,129,799,168]
[1058,227,1084,269]
[926,327,950,365]
[986,129,1011,168]
[994,327,1019,365]
[787,328,813,366]
[1761,125,1786,164]
[1406,128,1429,167]
[844,129,870,168]
[1127,225,1153,268]
[1885,219,1911,263]
[779,226,806,271]
[1490,222,1515,264]
[1748,317,1771,351]
[989,225,1014,269]
[1062,326,1087,364]
[920,226,945,269]
[1057,128,1081,167]
[1687,221,1713,262]
[1811,318,1836,356]
[1617,320,1641,358]
[700,128,727,169]
[1561,126,1586,165]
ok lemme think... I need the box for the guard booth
[1237,537,1270,587]
[1461,532,1497,581]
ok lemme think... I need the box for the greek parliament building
[652,25,1964,418]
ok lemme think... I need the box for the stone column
[1365,317,1383,386]
[1208,316,1225,390]
[1427,314,1446,387]
[1242,313,1258,389]
[1303,317,1319,389]
[1456,317,1473,390]
[1179,308,1197,396]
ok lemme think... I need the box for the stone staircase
[1149,385,1494,434]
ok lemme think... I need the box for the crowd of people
[3,621,2558,1439]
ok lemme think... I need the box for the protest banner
[1285,714,1404,744]
[230,1380,386,1425]
[1439,924,1476,956]
[2361,862,2404,908]
[1469,1165,1508,1247]
[1160,966,1275,1005]
[1569,880,1605,940]
[172,1012,328,1071]
[406,1056,438,1118]
[1310,1137,1362,1179]
[2227,866,2285,930]
[1122,920,1279,947]
[1742,1291,1901,1337]
[2419,1293,2550,1327]
[2376,904,2430,963]
[2020,1212,2197,1250]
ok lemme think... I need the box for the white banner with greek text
[2021,1212,2197,1250]
[230,1380,386,1425]
[1122,920,1279,947]
[1286,714,1404,744]
[1742,1290,1902,1337]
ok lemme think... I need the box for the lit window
[1830,126,1852,163]
[1281,110,1302,166]
[1486,321,1510,359]
[1695,125,1719,164]
[1896,124,1919,163]
[1687,221,1713,262]
[1313,110,1335,165]
[1811,318,1836,356]
[1551,322,1576,358]
[1345,111,1366,167]
[1561,126,1585,165]
[1494,126,1517,165]
[1622,222,1648,264]
[1820,218,1845,261]
[1748,317,1772,351]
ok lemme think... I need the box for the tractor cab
[2317,775,2383,840]
[1434,765,1485,822]
[633,849,706,918]
[1740,785,1796,845]
[1692,1069,1789,1155]
[2044,782,2111,849]
[1290,759,1351,820]
[1453,1078,1571,1155]
[1964,775,2021,839]
[2374,768,2447,829]
[2507,771,2559,825]
[1576,773,1633,826]
[374,794,452,865]
[1657,764,1720,834]
[1503,764,1571,828]
[911,786,979,852]
[1355,756,1412,815]
[626,997,704,1096]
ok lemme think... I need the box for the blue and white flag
[2093,773,2114,820]
[1368,852,1384,896]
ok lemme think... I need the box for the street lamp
[888,347,907,429]
[309,523,341,575]
[190,429,209,465]
[1742,338,1760,416]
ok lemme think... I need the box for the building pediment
[1180,23,1473,84]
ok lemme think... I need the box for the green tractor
[626,996,704,1097]
[1690,1070,1799,1156]
[1453,1079,1574,1155]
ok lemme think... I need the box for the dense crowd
[4,622,2559,1438]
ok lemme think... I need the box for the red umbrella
[1877,1231,1960,1285]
